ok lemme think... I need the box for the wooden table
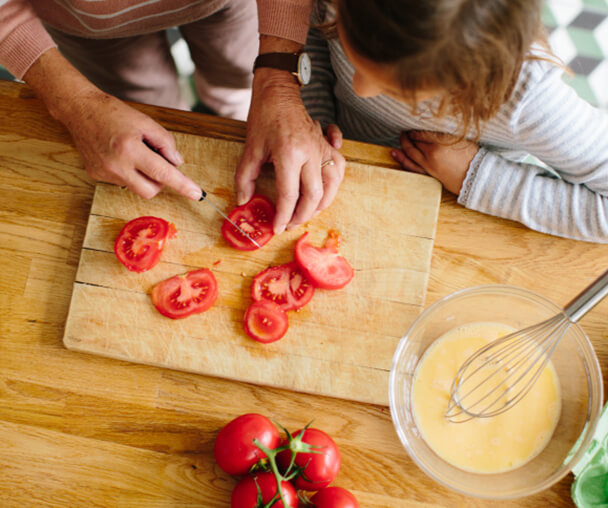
[1,79,606,507]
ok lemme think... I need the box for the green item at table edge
[572,401,608,508]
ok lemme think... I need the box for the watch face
[299,53,312,85]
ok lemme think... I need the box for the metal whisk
[446,269,608,423]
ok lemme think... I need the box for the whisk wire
[445,270,608,423]
[446,315,567,422]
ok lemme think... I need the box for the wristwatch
[253,52,312,86]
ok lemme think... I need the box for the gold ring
[321,159,335,168]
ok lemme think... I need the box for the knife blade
[199,190,261,248]
[141,141,261,249]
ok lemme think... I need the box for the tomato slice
[294,232,354,290]
[221,194,275,251]
[244,300,289,343]
[151,268,218,319]
[114,216,177,273]
[251,261,315,311]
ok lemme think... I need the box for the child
[302,0,608,243]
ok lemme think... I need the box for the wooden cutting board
[63,133,441,405]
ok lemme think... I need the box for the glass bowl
[389,285,604,499]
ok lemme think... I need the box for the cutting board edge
[62,331,391,407]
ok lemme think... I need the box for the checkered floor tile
[544,0,608,108]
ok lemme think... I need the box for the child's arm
[459,63,608,243]
[459,149,607,242]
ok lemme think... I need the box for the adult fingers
[142,122,184,167]
[288,158,324,229]
[325,124,343,149]
[137,144,201,200]
[235,143,264,206]
[273,156,305,234]
[315,149,345,214]
[120,168,164,200]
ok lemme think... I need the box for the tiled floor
[543,0,608,108]
[1,2,607,111]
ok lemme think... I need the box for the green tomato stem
[253,439,291,507]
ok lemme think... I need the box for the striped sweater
[0,0,313,79]
[302,7,608,243]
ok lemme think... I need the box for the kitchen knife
[199,190,261,248]
[142,141,261,249]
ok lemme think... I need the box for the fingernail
[237,192,247,206]
[174,151,184,165]
[274,223,286,235]
[188,186,202,201]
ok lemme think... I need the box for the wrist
[23,48,102,124]
[253,67,302,97]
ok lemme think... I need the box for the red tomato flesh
[295,232,354,290]
[221,194,275,251]
[214,413,280,475]
[251,261,315,311]
[244,300,288,343]
[114,216,177,272]
[151,268,218,319]
[231,472,298,508]
[311,487,361,508]
[277,427,341,491]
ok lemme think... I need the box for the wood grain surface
[1,79,607,507]
[63,134,440,405]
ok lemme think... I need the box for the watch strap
[253,52,300,74]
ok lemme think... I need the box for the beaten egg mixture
[412,322,561,473]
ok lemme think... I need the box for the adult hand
[391,131,479,195]
[62,90,201,200]
[236,69,345,234]
[24,49,201,201]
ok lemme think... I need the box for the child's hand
[391,131,479,195]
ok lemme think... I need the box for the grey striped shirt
[301,8,608,243]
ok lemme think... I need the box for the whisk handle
[564,269,608,322]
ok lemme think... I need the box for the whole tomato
[277,428,341,491]
[231,472,298,508]
[311,486,360,508]
[214,414,280,475]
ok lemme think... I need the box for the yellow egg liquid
[412,322,561,474]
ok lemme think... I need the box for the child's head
[335,0,546,136]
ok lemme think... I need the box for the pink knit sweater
[0,0,313,79]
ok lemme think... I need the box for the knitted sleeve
[0,0,56,79]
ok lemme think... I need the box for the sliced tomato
[151,268,218,319]
[295,232,354,290]
[251,261,315,311]
[221,194,275,251]
[244,300,288,343]
[114,216,177,272]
